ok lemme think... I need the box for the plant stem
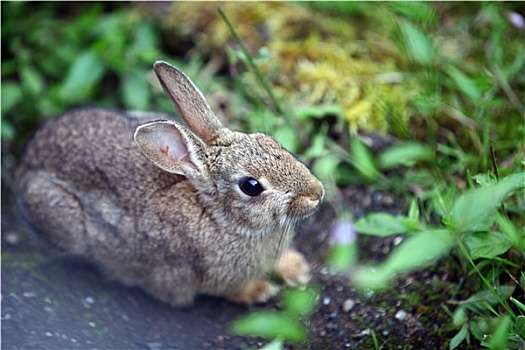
[457,239,516,321]
[490,146,500,182]
[217,7,285,116]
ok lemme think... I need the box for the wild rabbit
[16,61,324,307]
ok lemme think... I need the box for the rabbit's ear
[154,61,222,143]
[134,120,207,178]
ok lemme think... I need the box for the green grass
[217,3,524,349]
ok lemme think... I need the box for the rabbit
[15,61,325,307]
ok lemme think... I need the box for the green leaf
[487,315,511,350]
[464,231,513,259]
[389,2,435,23]
[514,315,525,338]
[354,230,455,290]
[449,172,525,233]
[445,65,482,101]
[378,142,434,169]
[459,286,515,313]
[231,311,307,342]
[510,298,525,313]
[452,307,468,327]
[59,51,105,102]
[21,65,44,96]
[353,265,394,290]
[382,229,454,274]
[122,72,150,111]
[495,214,523,249]
[297,104,343,120]
[403,169,435,187]
[449,324,468,350]
[1,82,22,115]
[1,120,15,141]
[133,20,158,52]
[349,137,380,182]
[408,198,420,220]
[355,213,411,237]
[274,125,300,153]
[472,173,497,187]
[400,20,434,65]
[504,46,525,82]
[281,288,318,317]
[312,154,340,182]
[303,133,326,159]
[329,243,358,272]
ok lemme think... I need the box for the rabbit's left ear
[154,61,223,143]
[134,120,208,179]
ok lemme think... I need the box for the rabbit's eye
[239,177,264,196]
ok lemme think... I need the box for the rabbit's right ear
[134,120,208,179]
[154,61,223,143]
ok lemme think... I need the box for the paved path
[2,195,252,350]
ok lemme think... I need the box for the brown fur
[16,62,324,307]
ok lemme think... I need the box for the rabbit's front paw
[276,248,311,287]
[230,279,280,304]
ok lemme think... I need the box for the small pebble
[327,311,338,321]
[147,342,163,350]
[3,314,11,320]
[393,236,403,246]
[395,309,408,321]
[4,232,20,245]
[45,332,53,337]
[23,292,36,298]
[354,329,370,338]
[83,296,94,308]
[342,299,355,312]
[88,322,96,328]
[326,323,337,332]
[383,195,394,205]
[322,296,330,305]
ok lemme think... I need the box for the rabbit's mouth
[288,198,322,220]
[287,182,325,220]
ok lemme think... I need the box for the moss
[161,2,413,134]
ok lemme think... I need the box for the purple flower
[508,12,524,29]
[330,220,357,246]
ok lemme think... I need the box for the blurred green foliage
[1,2,172,153]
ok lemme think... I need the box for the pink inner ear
[136,122,197,173]
[157,130,191,164]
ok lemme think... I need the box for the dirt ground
[2,179,468,350]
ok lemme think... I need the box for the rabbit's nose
[307,179,325,203]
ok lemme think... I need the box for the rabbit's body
[16,62,324,307]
